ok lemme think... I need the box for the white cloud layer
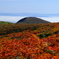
[39,17,59,23]
[0,16,59,23]
[0,16,26,23]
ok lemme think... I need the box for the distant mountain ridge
[17,17,50,24]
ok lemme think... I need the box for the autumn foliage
[0,23,59,59]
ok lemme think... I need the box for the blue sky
[0,0,59,23]
[0,0,59,14]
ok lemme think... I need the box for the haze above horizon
[0,0,59,14]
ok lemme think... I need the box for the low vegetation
[0,21,59,59]
[0,21,13,25]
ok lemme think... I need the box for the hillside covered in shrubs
[17,17,50,24]
[0,22,59,59]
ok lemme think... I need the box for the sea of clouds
[0,16,59,23]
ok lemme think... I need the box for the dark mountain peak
[17,17,50,24]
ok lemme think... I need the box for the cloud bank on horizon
[0,16,59,23]
[0,16,25,23]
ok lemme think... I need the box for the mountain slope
[17,17,50,24]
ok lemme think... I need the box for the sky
[0,0,59,22]
[0,0,59,14]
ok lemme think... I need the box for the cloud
[0,16,26,23]
[0,16,59,23]
[39,17,59,23]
